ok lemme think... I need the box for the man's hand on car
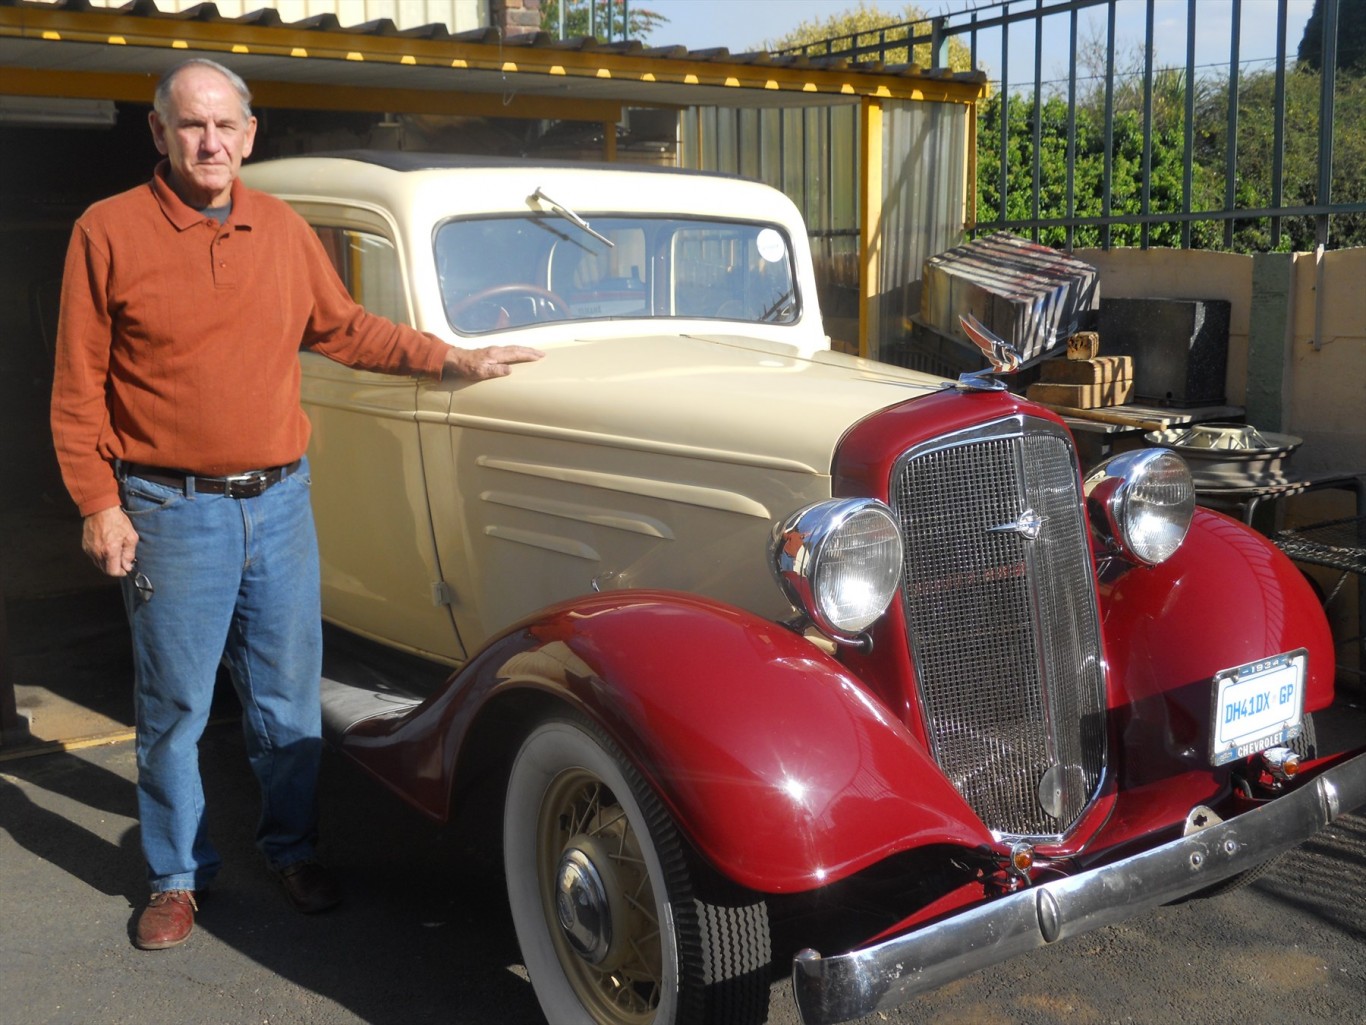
[444,345,544,380]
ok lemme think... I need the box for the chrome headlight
[1084,448,1195,565]
[772,498,903,640]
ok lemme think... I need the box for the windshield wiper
[530,188,615,249]
[760,289,795,322]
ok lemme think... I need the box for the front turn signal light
[1261,746,1301,782]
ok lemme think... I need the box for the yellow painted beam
[249,80,622,121]
[965,100,979,232]
[858,97,883,361]
[0,68,157,106]
[0,67,624,122]
[0,6,987,107]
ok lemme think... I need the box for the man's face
[149,66,257,209]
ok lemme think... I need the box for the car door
[293,203,465,664]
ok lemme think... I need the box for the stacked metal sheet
[920,232,1100,364]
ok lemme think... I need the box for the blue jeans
[119,460,322,893]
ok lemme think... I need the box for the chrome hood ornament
[955,313,1024,392]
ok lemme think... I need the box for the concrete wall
[1081,247,1365,680]
[1077,247,1255,406]
[1078,246,1366,480]
[1283,247,1366,475]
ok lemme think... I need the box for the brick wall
[492,0,543,36]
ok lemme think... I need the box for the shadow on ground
[1,725,543,1025]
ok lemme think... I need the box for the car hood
[437,331,947,476]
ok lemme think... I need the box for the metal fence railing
[781,0,1364,253]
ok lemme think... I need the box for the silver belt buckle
[223,469,270,499]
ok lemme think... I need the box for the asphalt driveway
[4,705,1366,1025]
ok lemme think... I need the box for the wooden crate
[1027,355,1134,408]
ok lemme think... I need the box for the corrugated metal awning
[0,0,987,121]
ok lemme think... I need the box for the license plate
[1209,649,1306,766]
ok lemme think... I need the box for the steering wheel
[448,283,570,328]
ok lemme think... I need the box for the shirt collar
[151,160,255,231]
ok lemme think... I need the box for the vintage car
[240,152,1366,1025]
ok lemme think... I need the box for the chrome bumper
[792,750,1366,1025]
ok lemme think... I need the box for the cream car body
[243,155,941,664]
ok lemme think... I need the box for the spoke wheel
[505,716,770,1025]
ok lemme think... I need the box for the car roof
[306,149,738,181]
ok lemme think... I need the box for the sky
[642,0,1318,84]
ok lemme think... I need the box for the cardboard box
[1066,332,1100,359]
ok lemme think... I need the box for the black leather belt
[122,460,301,499]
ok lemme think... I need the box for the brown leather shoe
[134,890,197,950]
[276,860,343,914]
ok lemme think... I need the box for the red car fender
[1098,507,1336,790]
[341,590,997,894]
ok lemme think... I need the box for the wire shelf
[1274,516,1366,576]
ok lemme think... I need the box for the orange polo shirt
[51,163,449,517]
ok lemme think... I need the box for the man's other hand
[443,345,544,381]
[83,506,139,577]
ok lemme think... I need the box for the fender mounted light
[771,498,903,643]
[1084,448,1195,566]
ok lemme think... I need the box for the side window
[312,225,410,326]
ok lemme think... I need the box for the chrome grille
[892,415,1105,838]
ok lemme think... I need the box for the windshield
[435,215,799,335]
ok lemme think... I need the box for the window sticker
[756,228,786,264]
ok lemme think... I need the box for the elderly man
[50,58,541,950]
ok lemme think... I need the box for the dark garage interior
[1,103,441,743]
[2,109,173,742]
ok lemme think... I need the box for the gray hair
[153,59,253,122]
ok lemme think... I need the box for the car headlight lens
[1084,448,1195,565]
[772,498,903,639]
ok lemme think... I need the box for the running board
[318,626,453,744]
[319,675,424,743]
